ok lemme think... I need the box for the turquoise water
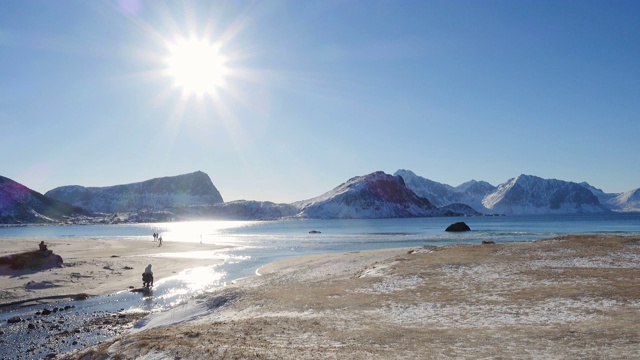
[3,213,639,241]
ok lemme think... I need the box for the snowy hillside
[0,176,89,224]
[394,169,459,207]
[607,189,640,212]
[579,182,616,205]
[394,169,496,213]
[397,170,636,214]
[45,171,223,213]
[482,175,609,215]
[293,171,476,219]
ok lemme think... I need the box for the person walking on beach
[158,236,163,247]
[153,233,158,241]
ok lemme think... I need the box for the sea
[1,213,639,357]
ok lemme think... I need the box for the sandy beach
[51,234,640,359]
[0,237,228,307]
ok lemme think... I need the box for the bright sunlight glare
[165,37,229,96]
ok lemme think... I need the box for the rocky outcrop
[0,250,63,271]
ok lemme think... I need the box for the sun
[164,37,229,97]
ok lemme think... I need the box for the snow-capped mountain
[482,175,610,214]
[45,171,223,213]
[607,189,640,212]
[579,182,640,212]
[292,171,477,219]
[0,176,89,224]
[394,169,496,212]
[3,168,637,225]
[396,170,635,214]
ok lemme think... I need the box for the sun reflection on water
[154,265,228,308]
[145,220,259,244]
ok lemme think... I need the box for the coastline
[71,234,640,359]
[0,237,229,307]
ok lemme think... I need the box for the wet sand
[67,234,640,359]
[0,237,228,306]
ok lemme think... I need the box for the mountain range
[395,170,637,215]
[0,169,638,224]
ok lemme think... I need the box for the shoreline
[78,234,640,359]
[0,237,229,307]
[3,234,640,358]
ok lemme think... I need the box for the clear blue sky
[2,0,639,203]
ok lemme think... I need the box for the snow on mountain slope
[394,169,458,207]
[394,169,496,213]
[0,176,89,224]
[579,182,617,205]
[482,175,609,215]
[292,171,471,219]
[45,171,223,213]
[396,170,626,215]
[607,189,640,212]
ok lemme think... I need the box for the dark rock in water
[445,222,471,232]
[309,230,321,234]
[482,240,495,245]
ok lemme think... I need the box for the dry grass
[64,235,640,359]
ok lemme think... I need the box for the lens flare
[165,37,229,97]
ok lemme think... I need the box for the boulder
[445,222,471,232]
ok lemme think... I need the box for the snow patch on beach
[530,253,640,269]
[131,292,237,333]
[358,262,394,278]
[437,260,600,300]
[354,275,423,294]
[371,297,636,328]
[410,247,435,254]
